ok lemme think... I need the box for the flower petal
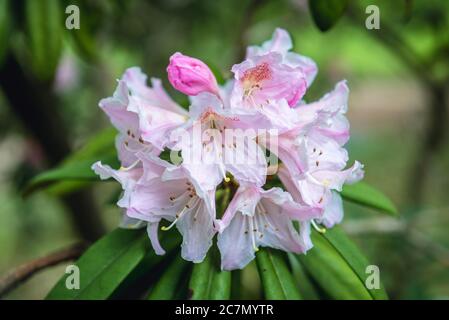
[319,191,343,228]
[218,213,256,270]
[177,200,215,263]
[99,80,138,135]
[147,222,166,255]
[122,67,187,115]
[119,214,146,229]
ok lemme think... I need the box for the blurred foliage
[308,0,348,31]
[0,0,11,65]
[25,0,63,80]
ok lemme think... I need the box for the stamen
[161,219,178,231]
[248,94,258,108]
[119,159,140,171]
[217,163,228,182]
[193,200,202,221]
[161,196,199,231]
[256,203,264,214]
[249,217,259,252]
[304,172,325,187]
[311,220,326,233]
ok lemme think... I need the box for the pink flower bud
[167,52,219,96]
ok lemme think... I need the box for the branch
[0,242,88,298]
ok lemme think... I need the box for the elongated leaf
[111,234,182,299]
[298,230,372,300]
[322,227,388,300]
[24,128,117,195]
[308,0,348,32]
[26,0,63,80]
[47,229,146,299]
[287,253,319,300]
[148,255,189,300]
[188,254,214,299]
[403,0,414,23]
[188,250,231,300]
[24,153,119,195]
[45,180,95,197]
[230,270,241,299]
[66,0,105,62]
[0,0,10,66]
[256,248,302,300]
[70,22,99,62]
[298,227,388,300]
[341,182,398,216]
[64,127,116,163]
[209,268,231,300]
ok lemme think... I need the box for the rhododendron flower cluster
[92,28,364,270]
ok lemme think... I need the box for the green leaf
[308,0,348,32]
[403,0,414,23]
[287,253,319,300]
[63,127,117,163]
[230,270,241,299]
[46,228,151,299]
[256,248,302,300]
[298,230,372,299]
[111,233,182,299]
[69,23,99,63]
[322,226,388,300]
[23,128,117,195]
[65,0,104,62]
[23,153,119,196]
[45,180,95,197]
[26,0,63,80]
[341,182,398,216]
[0,0,11,66]
[209,267,231,300]
[188,254,214,299]
[298,227,388,300]
[188,251,231,300]
[148,255,189,300]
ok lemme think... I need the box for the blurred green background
[0,0,448,299]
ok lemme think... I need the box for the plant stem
[0,242,88,298]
